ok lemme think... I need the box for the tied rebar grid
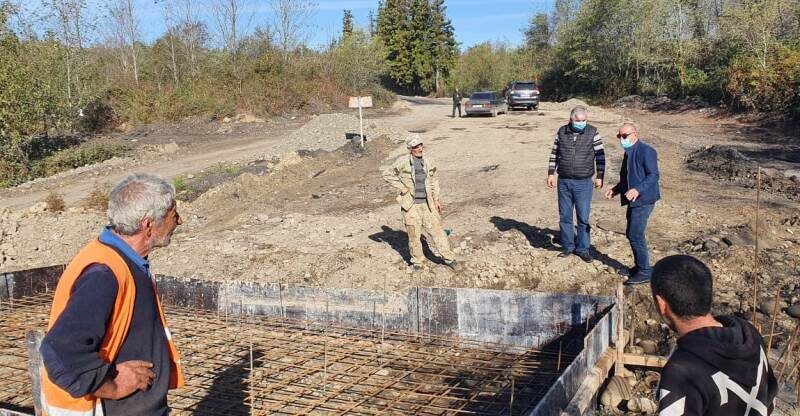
[1,293,581,416]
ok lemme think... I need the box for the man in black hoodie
[651,255,778,415]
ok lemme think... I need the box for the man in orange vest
[40,173,184,415]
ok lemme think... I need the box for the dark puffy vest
[556,124,597,179]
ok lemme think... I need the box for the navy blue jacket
[611,139,661,207]
[41,229,171,416]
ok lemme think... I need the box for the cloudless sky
[26,0,556,50]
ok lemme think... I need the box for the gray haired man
[546,106,606,262]
[40,173,184,415]
[382,135,457,271]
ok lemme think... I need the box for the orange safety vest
[41,238,184,415]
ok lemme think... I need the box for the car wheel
[533,104,539,111]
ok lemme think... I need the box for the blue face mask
[572,121,587,131]
[620,138,634,149]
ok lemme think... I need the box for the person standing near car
[546,106,605,263]
[452,88,462,118]
[604,122,660,285]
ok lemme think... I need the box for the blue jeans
[626,204,655,276]
[557,178,593,253]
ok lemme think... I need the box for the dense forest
[1,0,799,186]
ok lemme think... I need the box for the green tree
[342,9,354,37]
[377,0,456,94]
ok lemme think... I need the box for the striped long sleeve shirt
[547,127,606,180]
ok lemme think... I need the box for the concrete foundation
[1,265,619,415]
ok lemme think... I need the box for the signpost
[348,96,373,148]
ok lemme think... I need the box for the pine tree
[377,0,456,94]
[428,0,457,94]
[342,9,354,38]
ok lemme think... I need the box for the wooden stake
[249,335,254,416]
[557,340,563,371]
[767,289,780,353]
[323,340,328,394]
[753,167,761,332]
[615,284,625,375]
[629,290,637,350]
[509,376,515,416]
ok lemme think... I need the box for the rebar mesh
[1,293,579,415]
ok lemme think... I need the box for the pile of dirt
[614,95,714,113]
[0,207,105,272]
[277,113,405,155]
[687,145,800,200]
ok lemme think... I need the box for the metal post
[358,99,365,148]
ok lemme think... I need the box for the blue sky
[42,0,556,50]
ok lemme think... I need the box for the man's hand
[624,188,640,201]
[594,178,603,189]
[95,360,154,400]
[435,200,443,214]
[546,175,556,188]
[604,189,615,199]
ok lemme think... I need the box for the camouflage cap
[406,134,423,149]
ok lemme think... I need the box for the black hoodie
[657,315,778,415]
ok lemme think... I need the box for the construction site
[1,97,800,414]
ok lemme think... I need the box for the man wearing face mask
[651,255,777,416]
[605,122,660,285]
[546,106,606,262]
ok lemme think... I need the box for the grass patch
[173,176,187,193]
[44,191,66,212]
[83,182,111,211]
[175,161,270,202]
[31,140,130,178]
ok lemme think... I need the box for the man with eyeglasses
[546,106,606,263]
[382,134,458,271]
[605,123,661,285]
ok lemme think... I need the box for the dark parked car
[504,81,540,110]
[465,91,508,117]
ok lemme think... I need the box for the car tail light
[533,90,540,94]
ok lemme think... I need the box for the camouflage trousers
[403,203,455,265]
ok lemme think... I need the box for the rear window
[513,82,537,90]
[470,93,493,99]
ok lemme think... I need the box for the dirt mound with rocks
[687,145,800,200]
[277,113,405,155]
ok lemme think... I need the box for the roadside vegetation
[1,0,798,187]
[454,0,800,117]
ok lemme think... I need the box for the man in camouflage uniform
[382,134,458,271]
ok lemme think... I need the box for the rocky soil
[1,97,799,414]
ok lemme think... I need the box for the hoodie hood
[677,315,765,387]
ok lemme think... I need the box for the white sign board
[348,96,373,108]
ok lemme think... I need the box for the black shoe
[444,259,459,270]
[577,251,593,263]
[625,272,651,285]
[557,250,573,258]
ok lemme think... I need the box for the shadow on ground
[369,225,445,265]
[489,216,626,272]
